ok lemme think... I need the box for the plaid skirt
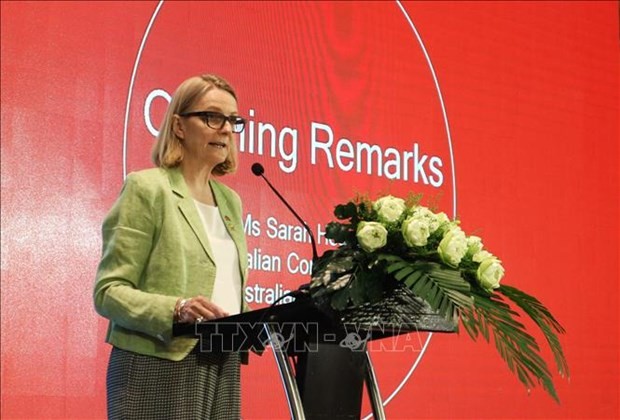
[107,346,241,420]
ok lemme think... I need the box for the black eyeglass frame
[178,111,246,133]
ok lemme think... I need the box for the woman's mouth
[207,141,227,149]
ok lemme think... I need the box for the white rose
[373,195,406,223]
[411,206,433,218]
[466,236,483,257]
[356,221,388,252]
[477,257,505,291]
[437,227,468,267]
[411,206,448,234]
[402,216,431,247]
[472,250,493,263]
[434,212,451,231]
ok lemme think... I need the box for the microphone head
[251,163,265,176]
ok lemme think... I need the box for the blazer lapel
[167,168,216,264]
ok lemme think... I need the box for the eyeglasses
[178,111,246,133]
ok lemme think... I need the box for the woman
[94,74,249,419]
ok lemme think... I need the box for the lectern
[174,286,457,419]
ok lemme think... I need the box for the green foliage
[310,195,569,402]
[380,255,473,319]
[460,289,563,402]
[499,285,570,380]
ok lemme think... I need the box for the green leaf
[386,261,412,274]
[499,285,570,379]
[349,276,366,306]
[393,266,416,281]
[325,222,353,243]
[465,290,563,402]
[460,312,479,340]
[331,288,351,311]
[361,272,384,303]
[385,256,473,320]
[334,202,357,220]
[403,271,422,288]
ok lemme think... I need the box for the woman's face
[174,87,238,170]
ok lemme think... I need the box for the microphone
[250,163,265,176]
[251,162,318,263]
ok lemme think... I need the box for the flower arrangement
[310,193,569,401]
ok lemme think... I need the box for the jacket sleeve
[93,173,178,342]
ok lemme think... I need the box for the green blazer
[94,167,249,361]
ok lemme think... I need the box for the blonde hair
[151,74,239,175]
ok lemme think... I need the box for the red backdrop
[1,1,618,419]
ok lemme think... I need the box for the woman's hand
[175,296,230,323]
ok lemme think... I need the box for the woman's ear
[172,115,185,140]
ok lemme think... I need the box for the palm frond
[380,255,473,319]
[462,291,561,402]
[499,285,570,379]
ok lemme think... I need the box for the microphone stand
[251,163,318,262]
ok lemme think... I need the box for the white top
[193,200,242,315]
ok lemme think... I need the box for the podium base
[296,343,366,419]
